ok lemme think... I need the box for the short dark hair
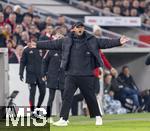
[122,65,129,71]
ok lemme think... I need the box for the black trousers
[29,80,46,112]
[46,88,64,117]
[60,75,101,120]
[71,77,100,116]
[71,93,84,116]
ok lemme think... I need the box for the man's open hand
[120,35,130,45]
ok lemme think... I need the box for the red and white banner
[84,16,141,27]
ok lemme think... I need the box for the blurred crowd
[79,0,150,25]
[0,4,68,63]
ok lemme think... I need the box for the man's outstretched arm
[31,38,63,50]
[97,35,129,49]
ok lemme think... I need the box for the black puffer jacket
[42,50,65,90]
[37,32,121,71]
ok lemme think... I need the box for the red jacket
[0,21,4,26]
[93,49,112,77]
[5,18,16,32]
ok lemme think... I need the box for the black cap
[73,22,84,28]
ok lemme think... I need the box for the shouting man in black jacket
[30,22,129,126]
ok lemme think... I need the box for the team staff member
[42,36,65,124]
[19,42,46,117]
[30,22,129,126]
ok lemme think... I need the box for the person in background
[23,5,34,18]
[3,5,13,20]
[41,32,65,124]
[13,5,22,24]
[32,15,41,29]
[19,31,30,47]
[56,15,68,29]
[118,66,143,111]
[22,14,32,31]
[28,24,40,39]
[9,44,24,63]
[39,26,54,41]
[103,73,127,114]
[19,42,46,118]
[13,24,23,45]
[5,12,16,32]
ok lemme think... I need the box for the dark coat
[0,34,7,48]
[37,32,121,71]
[19,47,44,84]
[145,55,150,65]
[42,50,65,90]
[15,12,23,24]
[118,73,138,90]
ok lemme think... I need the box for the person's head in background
[27,5,34,14]
[29,24,39,35]
[114,0,122,7]
[46,16,53,26]
[8,13,16,24]
[103,7,111,15]
[45,25,54,36]
[4,24,12,35]
[130,8,138,16]
[122,8,130,16]
[122,66,130,77]
[132,0,140,9]
[4,5,13,17]
[93,25,102,38]
[145,19,150,25]
[15,24,23,34]
[57,15,66,26]
[111,68,118,78]
[106,0,113,10]
[23,14,32,25]
[59,25,68,36]
[15,44,24,57]
[113,6,121,16]
[21,31,29,42]
[122,0,130,9]
[94,1,103,8]
[104,73,112,86]
[32,15,41,26]
[139,1,145,14]
[0,12,4,23]
[13,5,21,14]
